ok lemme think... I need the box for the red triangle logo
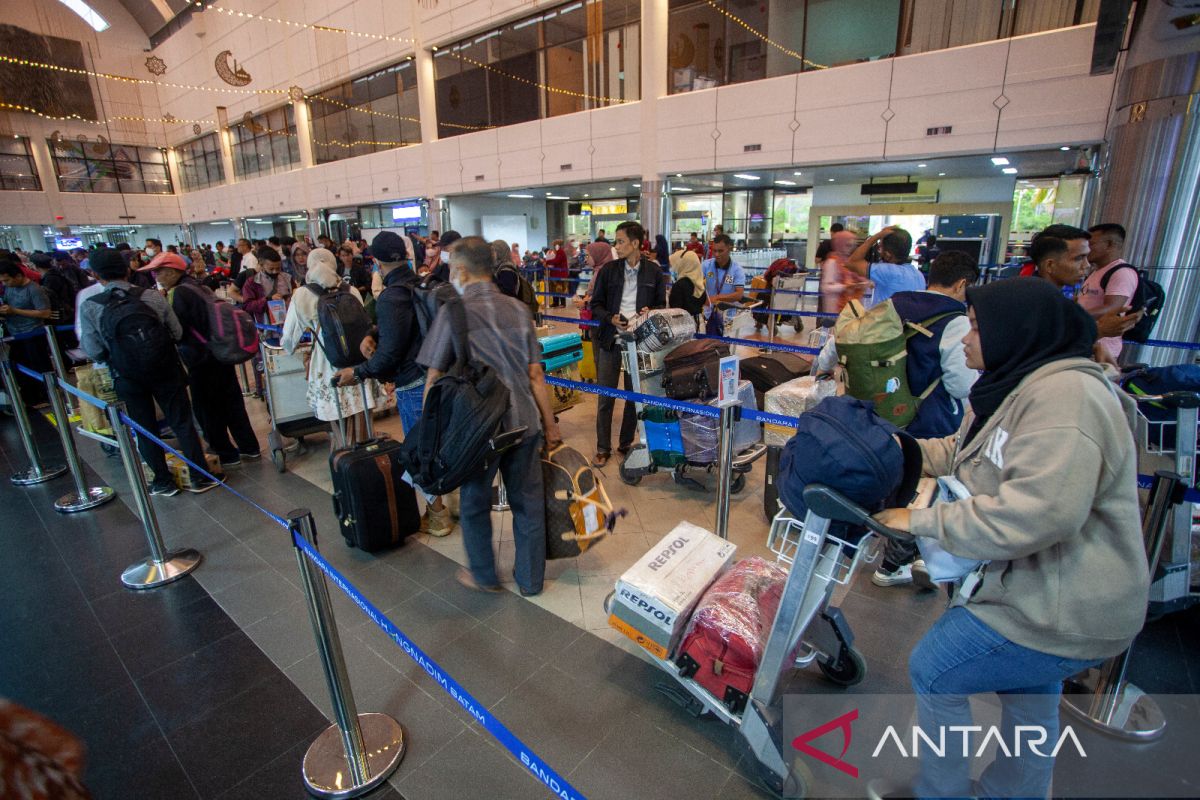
[791,708,859,778]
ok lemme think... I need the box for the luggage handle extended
[801,484,911,542]
[328,376,378,447]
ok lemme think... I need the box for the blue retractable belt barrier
[541,314,600,328]
[765,288,823,296]
[761,307,839,320]
[534,292,579,299]
[1,324,76,343]
[57,378,108,410]
[116,410,292,528]
[1142,339,1200,352]
[694,334,821,356]
[15,363,42,381]
[544,374,719,418]
[290,532,588,800]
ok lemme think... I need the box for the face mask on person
[145,247,158,257]
[440,250,451,265]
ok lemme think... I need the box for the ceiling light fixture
[773,179,796,186]
[671,187,692,192]
[608,187,616,191]
[991,156,1010,166]
[546,195,570,200]
[632,183,641,188]
[793,171,803,176]
[583,193,590,197]
[675,173,682,177]
[507,193,534,198]
[938,172,946,176]
[57,0,109,31]
[1002,167,1018,175]
[1060,146,1070,151]
[917,163,927,168]
[733,173,761,180]
[827,178,835,182]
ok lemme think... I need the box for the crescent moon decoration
[215,50,252,86]
[668,34,695,69]
[241,111,265,133]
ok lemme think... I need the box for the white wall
[445,195,549,251]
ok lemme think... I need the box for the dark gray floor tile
[284,629,407,722]
[56,682,166,775]
[324,560,425,632]
[137,630,280,733]
[362,590,480,674]
[483,595,584,656]
[717,771,781,800]
[88,574,212,637]
[397,728,545,800]
[425,622,544,711]
[210,564,303,627]
[0,637,131,719]
[427,568,526,621]
[83,735,201,800]
[109,594,242,678]
[215,741,402,800]
[366,675,471,775]
[569,711,734,800]
[243,599,319,671]
[377,540,460,590]
[168,674,328,799]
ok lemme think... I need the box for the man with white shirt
[1079,223,1137,363]
[588,221,667,467]
[816,251,980,588]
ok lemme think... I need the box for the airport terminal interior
[1,0,1199,798]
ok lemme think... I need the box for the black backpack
[397,299,517,496]
[409,273,457,337]
[306,283,372,368]
[1099,263,1164,343]
[496,263,540,321]
[92,287,178,378]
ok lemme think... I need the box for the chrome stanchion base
[121,548,202,590]
[11,463,67,485]
[302,713,405,799]
[1061,670,1167,741]
[55,485,116,513]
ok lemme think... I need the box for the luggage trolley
[260,340,331,472]
[616,322,765,492]
[1130,390,1200,614]
[608,486,913,797]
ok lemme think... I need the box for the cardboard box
[610,522,736,658]
[143,452,222,490]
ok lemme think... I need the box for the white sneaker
[871,563,913,587]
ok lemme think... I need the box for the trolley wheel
[818,647,867,687]
[271,448,285,473]
[619,461,642,486]
[759,764,806,799]
[731,472,747,494]
[602,590,614,615]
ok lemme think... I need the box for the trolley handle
[801,484,912,543]
[1131,391,1200,410]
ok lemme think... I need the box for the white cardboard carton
[611,522,736,656]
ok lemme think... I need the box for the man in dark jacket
[333,231,452,536]
[588,221,667,467]
[141,252,261,468]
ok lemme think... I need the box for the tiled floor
[4,308,1199,799]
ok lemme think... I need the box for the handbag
[542,445,616,559]
[916,476,987,583]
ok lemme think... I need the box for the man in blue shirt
[844,225,925,306]
[701,233,745,310]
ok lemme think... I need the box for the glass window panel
[544,2,588,47]
[804,0,900,69]
[119,179,147,193]
[91,176,119,193]
[667,1,724,93]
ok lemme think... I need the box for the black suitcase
[742,353,812,408]
[763,444,783,521]
[329,381,421,551]
[661,340,730,400]
[330,437,421,551]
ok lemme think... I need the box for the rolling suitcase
[680,380,761,463]
[676,557,788,714]
[660,339,730,400]
[741,353,812,408]
[634,308,695,352]
[330,381,421,551]
[539,332,584,372]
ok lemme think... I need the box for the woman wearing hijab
[290,242,310,285]
[280,248,387,449]
[667,249,707,321]
[654,234,670,270]
[872,278,1148,800]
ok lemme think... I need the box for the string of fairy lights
[704,0,827,71]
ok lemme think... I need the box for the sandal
[592,452,611,468]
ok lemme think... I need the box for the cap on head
[371,230,408,262]
[139,252,188,272]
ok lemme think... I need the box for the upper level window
[0,136,41,191]
[49,139,172,194]
[310,60,422,165]
[230,105,299,179]
[177,132,224,191]
[435,0,641,138]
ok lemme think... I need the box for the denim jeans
[909,606,1101,799]
[459,433,545,593]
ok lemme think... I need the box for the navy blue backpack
[1123,364,1200,450]
[777,396,921,537]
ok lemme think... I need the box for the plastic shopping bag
[916,476,986,583]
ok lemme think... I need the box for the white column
[639,0,669,234]
[293,96,317,170]
[27,133,66,226]
[165,146,184,194]
[215,106,238,185]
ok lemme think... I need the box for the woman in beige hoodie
[874,278,1148,800]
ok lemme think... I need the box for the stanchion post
[714,403,738,540]
[492,476,510,512]
[0,347,67,485]
[238,359,254,397]
[288,510,404,798]
[42,372,115,513]
[1060,470,1183,740]
[43,326,75,417]
[105,402,202,589]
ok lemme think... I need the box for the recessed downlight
[991,156,1010,166]
[1002,167,1018,175]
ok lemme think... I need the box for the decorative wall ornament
[289,85,304,103]
[162,112,177,123]
[418,0,438,8]
[145,55,167,75]
[214,50,252,86]
[193,123,202,135]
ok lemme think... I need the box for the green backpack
[834,299,960,428]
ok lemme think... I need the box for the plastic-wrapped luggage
[680,380,761,463]
[661,339,730,400]
[633,308,695,352]
[763,375,837,446]
[676,556,788,714]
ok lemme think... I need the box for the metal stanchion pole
[288,510,404,798]
[1,349,66,485]
[238,360,254,397]
[714,403,738,540]
[42,372,114,513]
[43,326,75,417]
[492,476,510,512]
[105,402,202,589]
[1061,470,1184,740]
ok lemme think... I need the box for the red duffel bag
[675,556,787,714]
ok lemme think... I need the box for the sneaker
[149,479,180,497]
[239,450,262,461]
[186,476,223,494]
[425,505,453,537]
[871,563,913,587]
[911,559,937,591]
[219,455,243,468]
[455,567,502,594]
